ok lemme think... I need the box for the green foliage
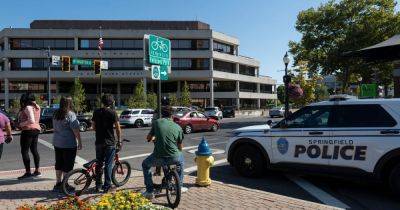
[147,92,157,110]
[169,93,179,106]
[9,99,20,114]
[289,0,400,90]
[315,84,330,102]
[127,80,147,108]
[180,81,191,107]
[35,95,46,107]
[277,85,285,104]
[53,96,61,105]
[70,78,86,113]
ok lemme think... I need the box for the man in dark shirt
[141,107,185,199]
[91,94,121,193]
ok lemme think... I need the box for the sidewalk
[0,169,342,210]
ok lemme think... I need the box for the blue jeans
[95,144,116,189]
[142,153,184,193]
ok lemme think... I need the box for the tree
[289,0,400,91]
[70,78,86,113]
[147,92,157,110]
[127,80,147,108]
[315,84,330,102]
[291,61,316,107]
[169,93,179,106]
[35,95,46,107]
[53,96,61,105]
[277,85,285,104]
[180,81,191,107]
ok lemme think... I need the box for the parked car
[204,107,223,120]
[171,106,191,117]
[269,106,285,118]
[119,109,154,128]
[0,110,17,130]
[39,107,92,133]
[173,111,220,134]
[222,106,235,118]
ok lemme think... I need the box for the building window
[239,65,256,76]
[79,39,143,50]
[80,40,89,48]
[10,39,74,50]
[162,82,178,93]
[240,99,258,109]
[239,82,257,93]
[260,84,273,93]
[171,58,209,70]
[213,41,234,54]
[21,59,32,69]
[213,60,235,73]
[8,82,55,93]
[10,58,57,71]
[214,81,236,92]
[214,98,236,107]
[170,39,209,50]
[184,81,210,92]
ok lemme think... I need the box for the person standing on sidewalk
[0,111,13,160]
[17,93,41,180]
[91,94,122,193]
[52,97,83,191]
[141,107,187,199]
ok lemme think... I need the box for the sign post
[145,34,171,119]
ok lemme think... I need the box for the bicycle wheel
[112,161,131,187]
[166,170,181,208]
[62,168,92,196]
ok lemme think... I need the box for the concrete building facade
[0,20,276,110]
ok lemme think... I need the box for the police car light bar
[329,94,357,101]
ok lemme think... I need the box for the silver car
[269,106,285,118]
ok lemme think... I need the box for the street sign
[100,60,108,70]
[160,65,169,80]
[72,58,92,66]
[148,34,171,66]
[151,65,160,80]
[51,55,60,66]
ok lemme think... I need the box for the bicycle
[153,164,182,208]
[62,139,132,196]
[151,38,168,53]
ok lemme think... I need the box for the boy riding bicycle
[142,107,187,199]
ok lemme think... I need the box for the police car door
[271,105,332,166]
[328,104,399,172]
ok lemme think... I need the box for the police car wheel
[234,145,266,177]
[389,164,400,195]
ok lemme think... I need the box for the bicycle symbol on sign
[151,38,168,53]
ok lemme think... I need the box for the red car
[173,111,219,134]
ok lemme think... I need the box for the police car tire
[389,163,400,195]
[234,145,266,177]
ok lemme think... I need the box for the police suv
[227,96,400,194]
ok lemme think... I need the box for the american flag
[98,37,104,50]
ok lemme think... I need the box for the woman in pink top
[17,93,41,180]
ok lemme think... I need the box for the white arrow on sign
[161,71,167,76]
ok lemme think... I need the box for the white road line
[184,158,227,173]
[286,175,349,209]
[38,139,87,166]
[119,142,227,161]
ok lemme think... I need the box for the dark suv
[39,108,92,133]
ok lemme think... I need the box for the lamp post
[283,52,290,118]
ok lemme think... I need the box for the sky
[1,0,397,84]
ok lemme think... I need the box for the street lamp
[283,52,290,118]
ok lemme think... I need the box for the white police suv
[227,96,400,194]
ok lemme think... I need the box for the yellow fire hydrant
[195,137,214,186]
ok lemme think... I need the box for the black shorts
[54,147,77,173]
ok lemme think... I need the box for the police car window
[285,106,331,128]
[331,105,396,127]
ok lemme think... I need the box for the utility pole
[283,52,290,118]
[46,46,51,107]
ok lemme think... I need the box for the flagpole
[99,26,103,102]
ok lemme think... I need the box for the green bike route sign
[148,34,171,66]
[151,65,169,81]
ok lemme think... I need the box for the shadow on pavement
[189,164,320,203]
[0,177,53,186]
[0,189,63,200]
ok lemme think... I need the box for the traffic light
[61,56,71,72]
[93,60,101,75]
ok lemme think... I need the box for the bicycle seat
[83,159,97,169]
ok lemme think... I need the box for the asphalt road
[1,116,399,210]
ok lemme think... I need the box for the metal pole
[158,79,162,119]
[284,63,289,118]
[47,46,51,107]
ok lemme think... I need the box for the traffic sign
[160,65,169,80]
[148,34,171,66]
[72,59,92,66]
[100,60,108,70]
[151,65,160,80]
[51,55,60,66]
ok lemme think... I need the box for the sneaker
[18,172,32,180]
[181,186,188,193]
[52,182,62,192]
[102,186,111,193]
[141,191,154,200]
[95,186,102,193]
[32,171,42,177]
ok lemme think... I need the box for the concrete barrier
[235,109,268,117]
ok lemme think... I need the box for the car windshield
[205,108,216,111]
[121,110,140,115]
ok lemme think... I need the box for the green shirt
[149,118,184,158]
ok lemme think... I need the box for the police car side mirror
[267,120,273,126]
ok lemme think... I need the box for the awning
[344,34,400,62]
